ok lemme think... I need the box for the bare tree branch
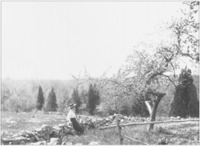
[162,74,177,88]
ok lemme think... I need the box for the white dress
[66,109,76,123]
[66,109,84,134]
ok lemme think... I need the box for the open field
[1,111,199,145]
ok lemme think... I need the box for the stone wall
[1,114,182,145]
[1,114,148,145]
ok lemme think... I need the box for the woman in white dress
[67,104,84,135]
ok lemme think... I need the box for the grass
[1,111,67,136]
[1,111,199,145]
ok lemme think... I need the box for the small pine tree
[46,87,58,112]
[36,86,44,110]
[87,84,100,115]
[72,87,81,114]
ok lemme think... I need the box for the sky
[2,2,186,80]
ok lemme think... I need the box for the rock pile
[1,124,74,145]
[77,114,150,129]
[1,114,129,145]
[77,115,115,129]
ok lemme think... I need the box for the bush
[132,96,149,117]
[120,105,131,116]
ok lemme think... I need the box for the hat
[69,103,76,109]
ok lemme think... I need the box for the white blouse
[66,109,76,122]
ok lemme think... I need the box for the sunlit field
[1,111,199,145]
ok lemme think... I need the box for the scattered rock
[48,138,61,145]
[194,136,199,141]
[75,143,83,145]
[29,136,37,143]
[157,127,171,135]
[89,141,99,145]
[62,142,73,145]
[20,140,26,145]
[157,137,168,145]
[30,141,46,145]
[176,139,188,145]
[2,136,28,145]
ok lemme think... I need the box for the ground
[1,111,199,145]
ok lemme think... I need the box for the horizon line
[2,73,200,81]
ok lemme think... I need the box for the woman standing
[66,104,84,135]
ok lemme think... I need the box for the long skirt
[70,118,84,134]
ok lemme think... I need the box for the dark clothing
[70,118,84,135]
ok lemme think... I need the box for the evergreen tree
[72,87,81,114]
[36,86,44,110]
[80,88,88,104]
[87,84,100,115]
[46,87,58,112]
[169,68,199,117]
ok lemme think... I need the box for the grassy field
[1,111,199,145]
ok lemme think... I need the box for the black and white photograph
[1,0,199,145]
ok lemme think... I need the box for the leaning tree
[167,1,199,117]
[72,1,199,130]
[106,47,178,130]
[77,46,178,130]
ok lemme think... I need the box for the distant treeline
[1,75,199,117]
[1,78,100,116]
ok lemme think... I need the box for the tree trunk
[145,101,152,117]
[149,93,165,131]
